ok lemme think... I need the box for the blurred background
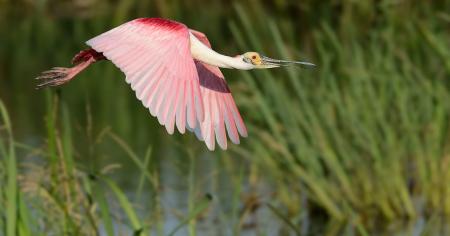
[1,0,450,235]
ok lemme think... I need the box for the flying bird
[36,18,315,150]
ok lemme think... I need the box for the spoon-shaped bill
[261,56,316,68]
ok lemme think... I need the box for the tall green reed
[229,2,450,232]
[1,93,213,235]
[1,0,450,235]
[0,100,18,236]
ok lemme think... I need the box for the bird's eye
[252,55,257,59]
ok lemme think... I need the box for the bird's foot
[35,67,73,89]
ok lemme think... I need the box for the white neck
[189,33,254,70]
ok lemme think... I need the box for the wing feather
[149,71,168,117]
[223,95,240,144]
[189,30,248,150]
[203,92,215,150]
[228,96,248,137]
[86,18,204,135]
[175,81,186,133]
[159,76,177,125]
[214,94,227,149]
[186,80,196,128]
[87,18,248,150]
[217,98,228,149]
[165,81,179,134]
[155,76,173,124]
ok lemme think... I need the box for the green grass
[0,95,212,235]
[0,100,18,236]
[1,0,450,235]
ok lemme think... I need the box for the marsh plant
[1,0,450,235]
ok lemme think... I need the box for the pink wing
[190,30,248,150]
[86,18,204,134]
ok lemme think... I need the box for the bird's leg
[35,59,93,89]
[35,48,105,89]
[35,67,72,88]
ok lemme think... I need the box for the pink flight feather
[190,30,248,150]
[86,18,204,134]
[86,18,247,150]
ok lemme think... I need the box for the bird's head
[241,52,316,69]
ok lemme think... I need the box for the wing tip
[206,144,215,151]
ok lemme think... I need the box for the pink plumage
[86,18,203,131]
[190,30,248,150]
[36,17,315,150]
[36,17,316,150]
[84,18,247,150]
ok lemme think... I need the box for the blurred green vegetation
[1,0,450,235]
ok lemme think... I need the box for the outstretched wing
[86,18,204,134]
[190,30,248,150]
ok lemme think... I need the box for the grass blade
[0,100,17,236]
[168,194,213,236]
[101,176,144,235]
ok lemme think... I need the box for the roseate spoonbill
[36,18,314,150]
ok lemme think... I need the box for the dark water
[2,1,450,235]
